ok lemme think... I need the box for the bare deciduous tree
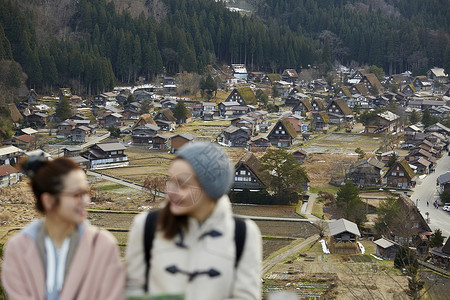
[143,176,166,202]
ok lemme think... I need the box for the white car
[443,205,450,211]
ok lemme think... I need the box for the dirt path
[262,234,319,275]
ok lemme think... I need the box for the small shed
[329,218,361,254]
[329,218,361,243]
[374,237,400,259]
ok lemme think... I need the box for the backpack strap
[144,210,160,293]
[233,216,246,268]
[143,212,246,292]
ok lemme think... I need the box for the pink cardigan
[1,222,125,300]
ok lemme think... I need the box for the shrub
[394,246,418,271]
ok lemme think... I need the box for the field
[263,240,411,299]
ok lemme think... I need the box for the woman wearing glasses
[1,157,124,300]
[126,142,262,300]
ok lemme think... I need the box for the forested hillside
[0,0,449,95]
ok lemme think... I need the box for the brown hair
[158,203,188,239]
[23,157,80,213]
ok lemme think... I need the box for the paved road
[411,153,450,239]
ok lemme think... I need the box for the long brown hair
[157,203,188,239]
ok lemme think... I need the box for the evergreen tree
[429,229,445,248]
[7,60,21,88]
[409,110,420,124]
[173,101,188,123]
[336,181,366,226]
[259,148,308,202]
[55,98,73,120]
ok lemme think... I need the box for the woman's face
[166,159,207,216]
[52,169,90,225]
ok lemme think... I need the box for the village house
[123,102,141,120]
[154,108,177,131]
[292,149,307,163]
[402,84,416,96]
[247,136,271,152]
[58,88,72,101]
[310,98,326,111]
[233,152,266,192]
[57,120,76,137]
[0,164,21,187]
[263,73,281,85]
[98,112,123,127]
[326,98,354,124]
[0,145,23,166]
[406,148,436,165]
[311,111,330,131]
[373,237,401,260]
[284,92,310,108]
[286,115,308,133]
[231,64,248,79]
[412,76,433,91]
[161,98,177,110]
[274,81,292,97]
[409,157,432,174]
[360,73,383,95]
[349,83,370,96]
[389,194,432,254]
[218,101,244,117]
[163,76,177,95]
[15,127,37,137]
[231,116,256,135]
[151,134,168,150]
[267,118,297,147]
[225,87,258,107]
[81,142,128,169]
[132,90,153,103]
[425,122,450,136]
[187,102,203,117]
[26,112,47,128]
[132,114,157,130]
[132,124,160,145]
[27,89,39,104]
[429,238,450,269]
[247,71,266,83]
[428,106,450,119]
[69,95,83,107]
[8,103,23,124]
[437,172,450,193]
[364,111,399,134]
[220,126,251,147]
[292,98,313,116]
[71,126,90,143]
[345,157,385,187]
[328,218,361,254]
[94,92,117,106]
[427,67,448,82]
[170,132,196,153]
[12,134,37,151]
[384,159,415,189]
[62,146,83,157]
[281,69,299,84]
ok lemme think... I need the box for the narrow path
[262,234,319,275]
[87,170,146,191]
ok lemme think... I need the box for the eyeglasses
[166,175,201,194]
[59,189,91,200]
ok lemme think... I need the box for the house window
[396,166,399,170]
[275,130,279,134]
[399,172,404,176]
[235,172,239,175]
[279,126,282,130]
[240,170,246,175]
[392,172,396,176]
[281,130,285,134]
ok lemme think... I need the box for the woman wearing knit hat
[125,142,262,300]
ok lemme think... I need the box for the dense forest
[0,0,449,95]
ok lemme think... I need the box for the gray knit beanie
[177,142,233,201]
